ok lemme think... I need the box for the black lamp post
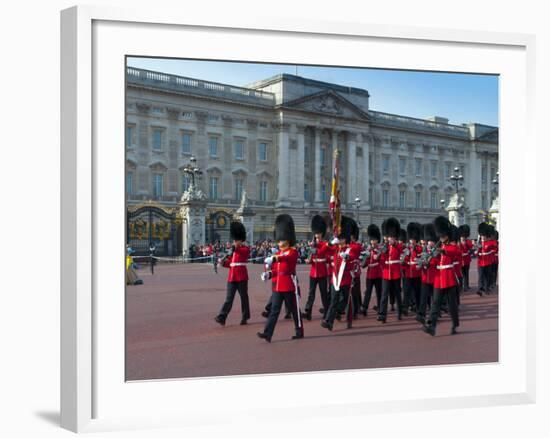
[149,243,156,274]
[450,166,464,194]
[182,155,203,188]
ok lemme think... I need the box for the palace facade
[126,66,498,243]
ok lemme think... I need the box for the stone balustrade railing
[127,67,275,107]
[370,110,470,139]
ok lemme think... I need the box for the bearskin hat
[407,222,422,242]
[381,219,387,237]
[383,217,401,239]
[478,222,490,237]
[449,224,459,243]
[434,215,451,239]
[367,224,381,242]
[230,221,246,242]
[458,224,470,238]
[310,214,327,237]
[338,216,354,244]
[487,224,496,239]
[423,223,437,242]
[350,218,360,241]
[274,214,296,246]
[399,229,407,242]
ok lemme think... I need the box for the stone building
[126,66,498,243]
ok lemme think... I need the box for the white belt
[407,261,418,265]
[462,253,469,256]
[368,262,379,267]
[453,261,459,265]
[312,258,326,263]
[437,264,454,270]
[230,262,247,267]
[480,251,493,256]
[385,260,401,265]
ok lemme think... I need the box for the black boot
[292,329,304,340]
[284,312,292,320]
[214,315,226,326]
[240,319,248,325]
[451,326,458,335]
[321,320,333,331]
[422,325,435,336]
[256,332,271,342]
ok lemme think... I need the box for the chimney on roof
[426,116,449,124]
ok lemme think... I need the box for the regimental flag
[329,148,342,237]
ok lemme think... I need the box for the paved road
[126,260,498,380]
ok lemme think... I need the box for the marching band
[214,214,499,341]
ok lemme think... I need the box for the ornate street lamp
[450,166,464,194]
[440,199,446,210]
[182,155,203,187]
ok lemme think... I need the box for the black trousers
[363,278,382,312]
[479,265,491,291]
[380,279,402,319]
[417,282,433,319]
[218,281,250,321]
[351,277,362,316]
[263,291,302,338]
[489,263,497,288]
[462,264,470,289]
[305,276,329,315]
[428,286,459,330]
[403,277,421,310]
[325,284,351,325]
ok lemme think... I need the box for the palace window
[304,183,310,201]
[445,162,452,179]
[399,190,406,208]
[152,174,163,197]
[460,164,466,178]
[382,189,389,208]
[482,165,487,183]
[369,153,373,173]
[321,183,327,202]
[490,165,496,182]
[126,125,134,148]
[321,147,327,166]
[126,171,133,195]
[431,192,437,209]
[209,136,219,157]
[399,157,407,175]
[209,177,218,200]
[235,178,243,200]
[181,132,192,154]
[181,174,191,193]
[415,191,422,208]
[482,192,487,209]
[415,158,423,176]
[431,161,437,178]
[259,181,268,202]
[235,140,245,160]
[259,142,267,161]
[152,129,163,151]
[382,155,390,174]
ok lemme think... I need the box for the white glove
[261,271,272,282]
[339,252,349,260]
[264,256,274,266]
[331,237,340,245]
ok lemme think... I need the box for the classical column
[221,115,233,200]
[296,124,306,203]
[346,131,357,206]
[246,118,258,200]
[362,133,371,208]
[468,148,482,212]
[313,127,322,204]
[276,121,291,206]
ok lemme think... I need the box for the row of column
[277,122,371,208]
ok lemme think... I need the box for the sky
[127,57,499,127]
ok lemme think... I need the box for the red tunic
[477,240,496,267]
[459,240,473,266]
[433,243,461,289]
[350,242,363,279]
[271,247,299,292]
[331,245,355,287]
[402,244,422,279]
[308,241,329,279]
[421,251,439,285]
[222,245,249,282]
[365,245,383,280]
[381,242,403,281]
[451,243,463,278]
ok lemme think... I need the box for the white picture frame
[60,5,536,433]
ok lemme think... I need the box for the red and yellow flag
[329,148,341,237]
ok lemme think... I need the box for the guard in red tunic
[257,214,303,342]
[476,222,496,296]
[214,221,250,326]
[349,219,363,319]
[458,225,473,291]
[304,215,330,320]
[321,216,356,331]
[416,223,438,324]
[362,224,383,317]
[422,216,461,336]
[402,222,423,315]
[378,217,403,323]
[449,224,463,305]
